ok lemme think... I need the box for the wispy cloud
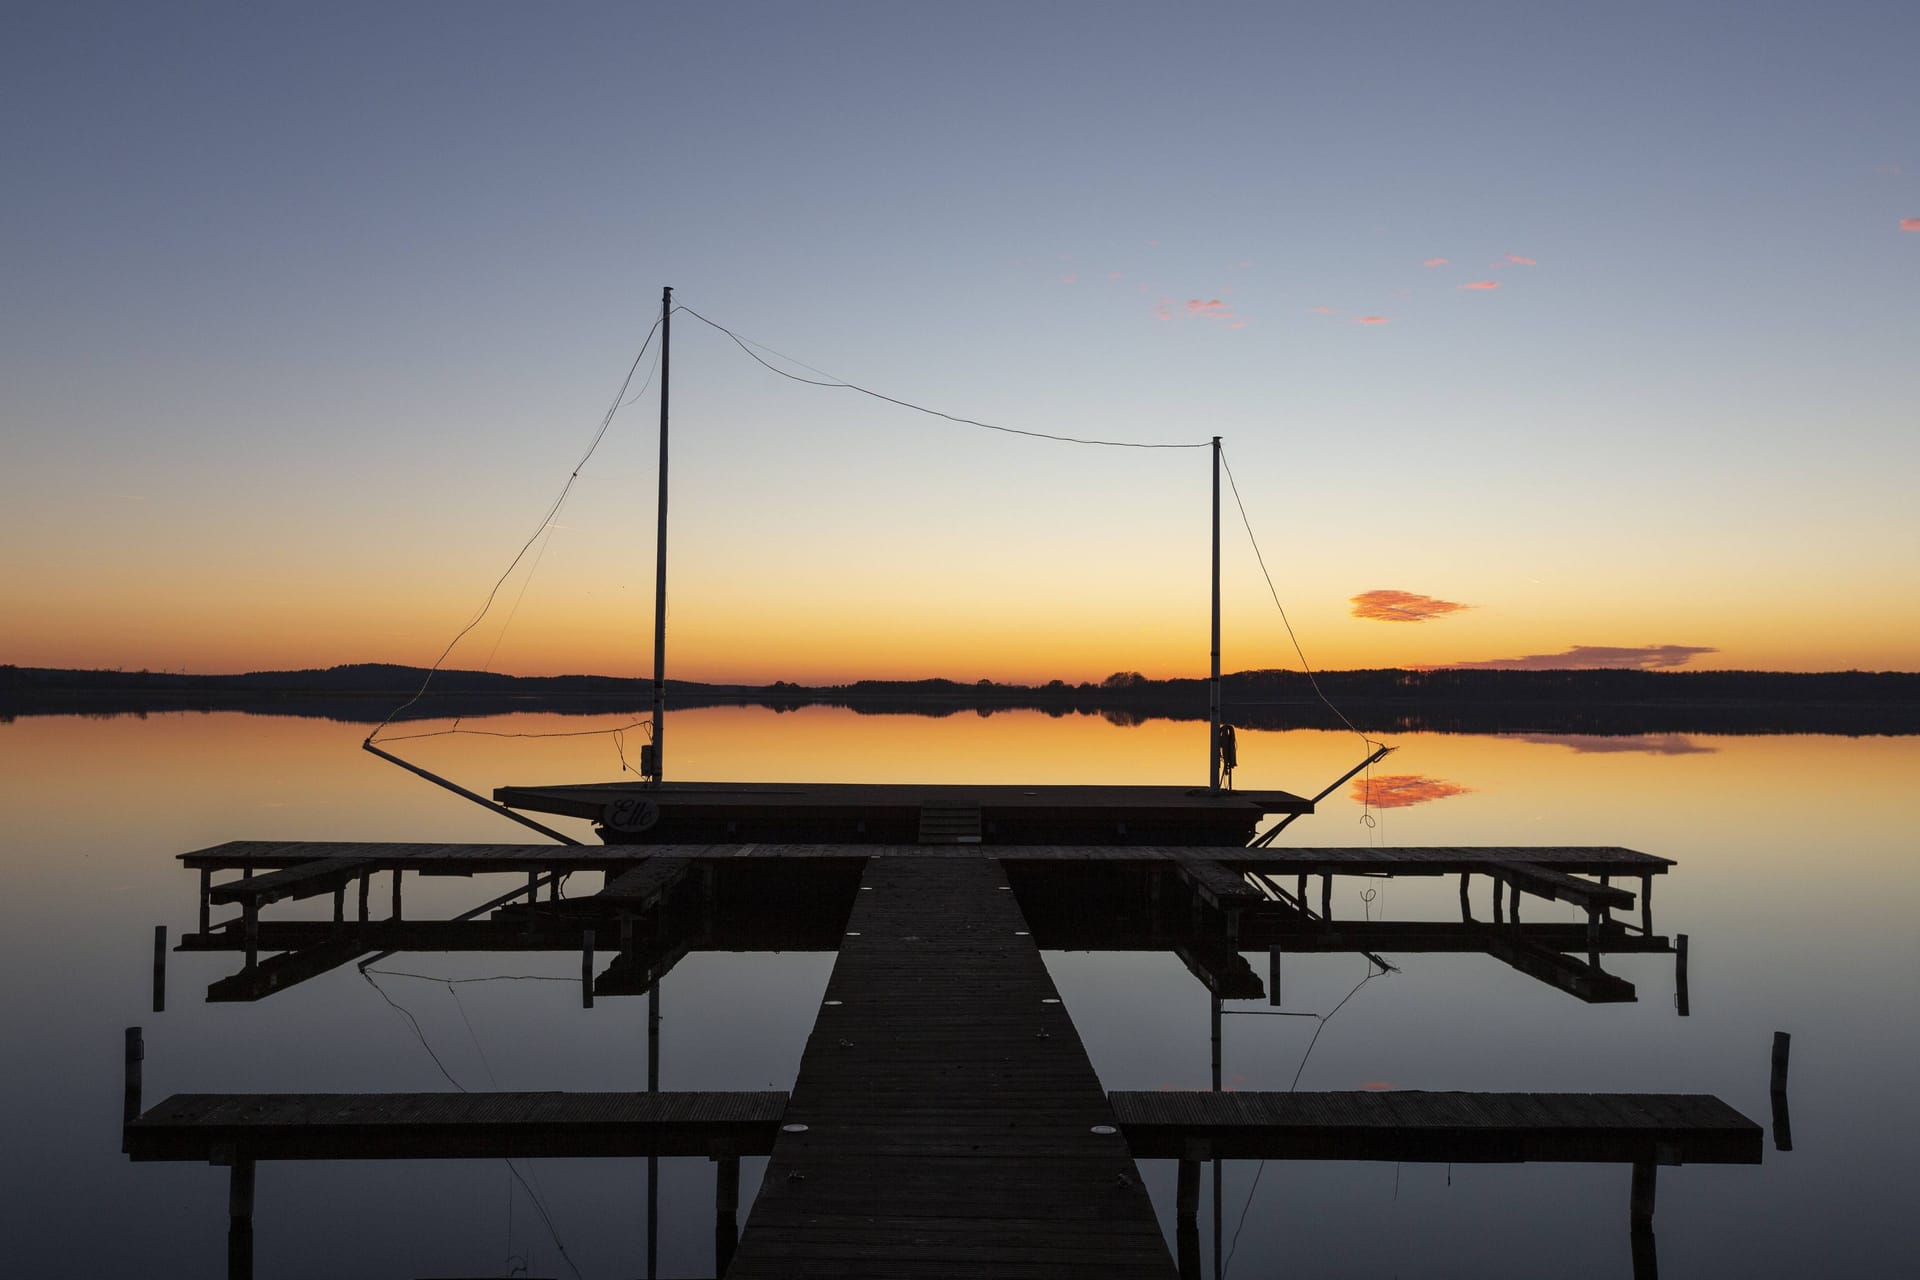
[1310,306,1336,315]
[1423,257,1449,267]
[1186,298,1234,318]
[1354,774,1472,809]
[1902,217,1920,232]
[1059,274,1079,285]
[1460,280,1501,291]
[1509,733,1716,756]
[1153,298,1174,321]
[1355,315,1391,325]
[1504,254,1538,266]
[1350,589,1472,623]
[1445,644,1718,671]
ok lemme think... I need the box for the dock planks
[1110,1090,1762,1165]
[726,856,1175,1280]
[125,1090,788,1161]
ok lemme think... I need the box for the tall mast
[650,286,672,784]
[1209,436,1222,790]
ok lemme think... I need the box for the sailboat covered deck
[490,780,1313,845]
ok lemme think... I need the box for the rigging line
[363,967,577,985]
[1217,444,1387,826]
[676,304,1212,450]
[1224,959,1389,1277]
[367,311,666,745]
[361,969,584,1280]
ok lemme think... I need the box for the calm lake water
[2,705,1913,1277]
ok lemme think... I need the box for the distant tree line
[4,663,1918,734]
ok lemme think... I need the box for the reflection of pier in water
[127,835,1754,1276]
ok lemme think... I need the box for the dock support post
[714,1155,740,1275]
[582,930,596,1009]
[243,900,258,970]
[1459,871,1471,921]
[332,884,345,924]
[1491,877,1504,925]
[1510,879,1522,924]
[1320,875,1332,921]
[1175,1159,1202,1280]
[1210,995,1222,1091]
[1268,945,1281,1007]
[1296,874,1307,912]
[1629,1159,1657,1227]
[227,1155,256,1280]
[391,869,403,920]
[1640,874,1653,934]
[1770,1031,1793,1151]
[1674,934,1690,1017]
[357,873,370,923]
[152,925,167,1014]
[122,1026,143,1140]
[199,869,211,934]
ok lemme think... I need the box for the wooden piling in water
[1770,1031,1793,1151]
[152,926,167,1014]
[581,929,595,1009]
[122,1026,143,1140]
[227,1155,255,1280]
[1675,933,1690,1017]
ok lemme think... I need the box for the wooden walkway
[125,1089,786,1161]
[725,856,1175,1279]
[1111,1090,1762,1165]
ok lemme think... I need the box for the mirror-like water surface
[2,707,1912,1276]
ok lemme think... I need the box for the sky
[4,1,1917,684]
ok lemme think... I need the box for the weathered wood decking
[726,856,1176,1279]
[1111,1090,1762,1164]
[125,1089,787,1161]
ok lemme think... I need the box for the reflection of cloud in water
[1510,733,1716,756]
[1353,773,1472,808]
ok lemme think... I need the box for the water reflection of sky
[1,708,1914,1276]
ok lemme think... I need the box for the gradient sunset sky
[5,2,1916,684]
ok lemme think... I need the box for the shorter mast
[1209,435,1222,790]
[650,286,672,784]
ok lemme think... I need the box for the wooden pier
[133,833,1750,1276]
[726,856,1173,1278]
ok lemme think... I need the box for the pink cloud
[1510,734,1715,757]
[1461,280,1501,291]
[1902,217,1920,232]
[1152,298,1174,321]
[1423,258,1449,268]
[1350,589,1472,623]
[1186,298,1236,320]
[1107,271,1124,280]
[1310,306,1336,315]
[1444,644,1718,671]
[1229,320,1249,329]
[1505,254,1538,266]
[1354,774,1473,809]
[1355,315,1391,325]
[1059,274,1079,285]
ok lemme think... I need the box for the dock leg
[1510,880,1522,924]
[714,1155,740,1275]
[390,869,403,920]
[122,1026,144,1140]
[1175,1142,1204,1280]
[1586,908,1601,969]
[1320,874,1332,921]
[1491,878,1504,925]
[1296,873,1307,913]
[1630,1159,1657,1228]
[152,925,167,1014]
[1640,875,1653,934]
[1771,1031,1793,1151]
[243,900,259,970]
[228,1155,256,1280]
[1268,945,1281,1007]
[357,873,370,923]
[582,930,596,1010]
[199,869,211,934]
[1674,934,1690,1017]
[1459,872,1472,921]
[1210,996,1222,1091]
[1630,1219,1660,1280]
[332,884,345,924]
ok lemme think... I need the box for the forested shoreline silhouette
[5,663,1916,735]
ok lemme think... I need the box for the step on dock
[725,856,1175,1279]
